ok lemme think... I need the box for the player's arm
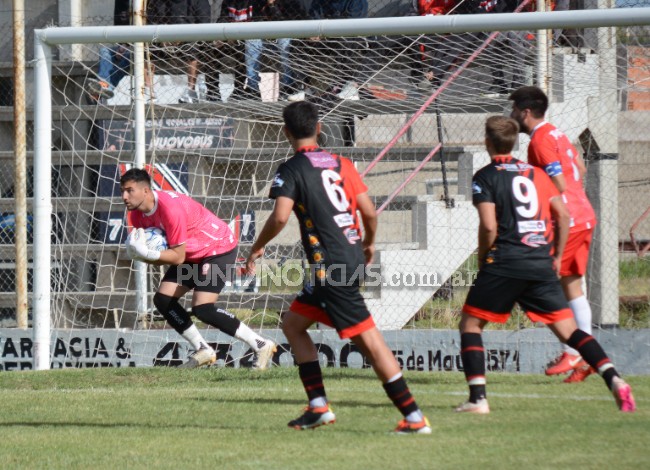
[246,196,294,274]
[149,243,186,266]
[356,192,377,265]
[531,139,567,192]
[575,153,587,179]
[476,202,497,267]
[550,195,570,276]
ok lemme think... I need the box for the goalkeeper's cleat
[455,398,490,414]
[545,352,584,376]
[394,417,432,434]
[252,340,277,370]
[563,364,595,383]
[611,377,636,412]
[178,346,216,369]
[86,78,115,99]
[288,405,336,430]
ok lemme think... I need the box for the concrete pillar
[585,153,619,326]
[457,149,490,201]
[58,0,85,61]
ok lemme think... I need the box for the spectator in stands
[455,0,531,96]
[289,0,369,101]
[410,0,457,90]
[85,0,155,102]
[203,0,260,101]
[170,0,213,104]
[245,0,306,101]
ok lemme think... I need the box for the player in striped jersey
[457,116,634,413]
[246,101,431,433]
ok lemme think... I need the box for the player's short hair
[283,101,319,139]
[508,86,548,118]
[485,116,519,154]
[120,168,151,187]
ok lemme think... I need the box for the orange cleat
[545,352,585,376]
[563,364,595,383]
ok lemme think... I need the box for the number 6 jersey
[472,155,561,281]
[269,145,368,282]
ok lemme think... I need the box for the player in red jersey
[245,101,431,433]
[120,169,276,369]
[510,86,599,383]
[456,116,634,413]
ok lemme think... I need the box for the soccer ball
[143,227,168,251]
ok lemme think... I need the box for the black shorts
[463,271,573,325]
[290,282,375,339]
[162,248,238,294]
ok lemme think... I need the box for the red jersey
[527,122,597,233]
[417,0,455,15]
[129,191,237,263]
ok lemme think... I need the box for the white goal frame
[31,8,650,370]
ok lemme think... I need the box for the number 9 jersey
[269,145,368,283]
[472,156,561,281]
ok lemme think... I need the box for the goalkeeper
[120,168,276,369]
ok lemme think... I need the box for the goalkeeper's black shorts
[162,247,237,294]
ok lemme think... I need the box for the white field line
[0,386,637,403]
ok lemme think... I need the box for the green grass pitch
[0,367,647,469]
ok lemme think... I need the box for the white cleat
[178,346,216,369]
[455,398,490,414]
[337,82,360,100]
[252,341,277,370]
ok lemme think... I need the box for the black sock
[382,376,420,418]
[298,361,326,403]
[567,329,619,389]
[460,333,486,403]
[192,304,241,337]
[153,293,192,333]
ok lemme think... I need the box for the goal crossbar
[35,9,650,46]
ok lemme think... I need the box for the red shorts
[560,228,593,277]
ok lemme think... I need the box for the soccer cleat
[177,346,216,369]
[179,89,199,104]
[337,82,360,100]
[286,91,306,102]
[288,405,336,430]
[545,352,585,376]
[563,364,595,383]
[611,377,636,412]
[394,417,432,434]
[252,340,277,370]
[86,78,115,99]
[455,398,490,414]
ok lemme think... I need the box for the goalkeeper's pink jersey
[130,190,237,263]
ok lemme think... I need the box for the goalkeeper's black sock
[153,293,192,333]
[192,304,240,337]
[298,360,327,404]
[567,329,619,389]
[460,333,487,403]
[382,374,420,418]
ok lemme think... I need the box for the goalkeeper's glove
[125,228,161,262]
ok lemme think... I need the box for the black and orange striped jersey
[472,155,561,280]
[269,146,368,282]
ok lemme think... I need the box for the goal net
[4,2,649,370]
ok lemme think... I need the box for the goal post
[29,8,650,370]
